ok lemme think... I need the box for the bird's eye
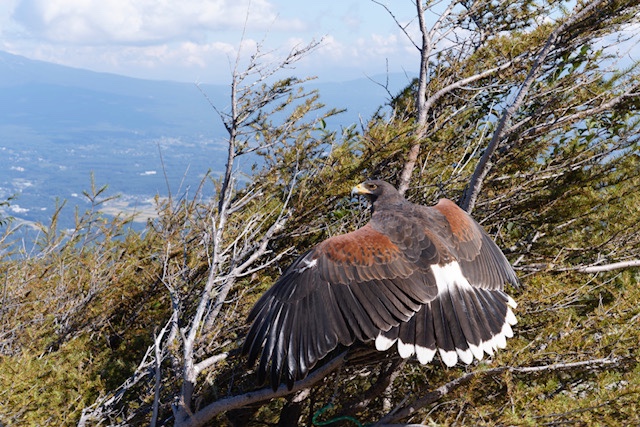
[367,183,377,190]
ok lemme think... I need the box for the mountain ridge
[0,50,414,230]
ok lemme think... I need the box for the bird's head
[351,180,404,207]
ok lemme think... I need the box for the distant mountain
[0,50,413,232]
[0,50,229,137]
[0,51,413,134]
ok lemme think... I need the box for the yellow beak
[351,183,371,196]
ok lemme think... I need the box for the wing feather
[432,199,519,290]
[244,193,518,390]
[243,222,441,389]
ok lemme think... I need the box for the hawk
[243,180,518,390]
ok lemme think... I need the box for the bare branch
[151,325,168,427]
[374,357,623,426]
[194,352,229,376]
[176,351,348,427]
[425,58,521,114]
[195,83,230,133]
[427,0,458,46]
[397,0,431,196]
[570,260,640,273]
[397,0,519,196]
[459,0,611,213]
[232,214,289,276]
[234,247,293,278]
[78,345,157,426]
[505,82,640,140]
[371,0,420,51]
[227,189,263,215]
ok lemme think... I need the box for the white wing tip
[397,339,415,358]
[375,333,396,351]
[468,343,484,361]
[439,348,458,367]
[457,348,474,365]
[416,345,437,364]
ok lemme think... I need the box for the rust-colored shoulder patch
[434,199,479,243]
[318,224,401,266]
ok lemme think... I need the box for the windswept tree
[2,1,639,426]
[365,0,640,273]
[81,0,640,425]
[77,36,346,426]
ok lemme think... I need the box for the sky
[0,0,424,84]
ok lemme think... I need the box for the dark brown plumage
[243,180,518,390]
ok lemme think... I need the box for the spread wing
[243,198,519,390]
[376,199,518,368]
[242,222,441,390]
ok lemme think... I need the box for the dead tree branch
[570,260,640,273]
[374,357,624,426]
[459,0,610,213]
[173,37,317,423]
[77,339,159,426]
[389,0,522,196]
[175,351,348,427]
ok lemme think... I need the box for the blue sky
[0,0,423,84]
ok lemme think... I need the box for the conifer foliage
[1,1,639,426]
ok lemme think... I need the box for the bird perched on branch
[243,179,518,390]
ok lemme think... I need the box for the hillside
[1,2,639,423]
[0,50,412,230]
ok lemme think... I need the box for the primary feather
[243,180,518,390]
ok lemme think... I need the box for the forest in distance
[1,0,640,426]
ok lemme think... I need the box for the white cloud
[315,35,343,59]
[316,32,412,67]
[10,204,29,214]
[0,0,422,83]
[3,40,242,82]
[11,0,302,45]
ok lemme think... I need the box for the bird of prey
[243,179,518,390]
